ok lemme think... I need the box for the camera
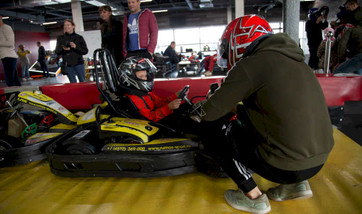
[317,6,329,18]
[65,41,71,48]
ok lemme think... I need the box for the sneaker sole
[267,190,313,202]
[224,192,271,214]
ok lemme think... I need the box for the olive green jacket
[202,33,334,171]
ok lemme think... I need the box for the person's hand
[333,63,340,71]
[62,46,71,51]
[69,42,76,49]
[316,16,323,24]
[175,88,189,97]
[168,99,182,110]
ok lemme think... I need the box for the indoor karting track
[0,75,361,213]
[0,129,360,214]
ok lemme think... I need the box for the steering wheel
[178,85,190,100]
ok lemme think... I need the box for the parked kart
[0,91,77,167]
[46,49,207,178]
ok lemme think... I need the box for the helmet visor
[217,38,228,68]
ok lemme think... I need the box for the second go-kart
[46,49,206,177]
[0,90,78,167]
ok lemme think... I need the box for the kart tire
[65,141,97,155]
[0,136,23,151]
[0,139,12,152]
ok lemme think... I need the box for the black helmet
[119,57,157,95]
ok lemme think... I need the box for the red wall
[0,31,50,80]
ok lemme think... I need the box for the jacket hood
[253,33,305,62]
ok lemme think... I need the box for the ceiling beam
[0,10,45,22]
[185,0,193,10]
[85,0,125,14]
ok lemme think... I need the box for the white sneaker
[266,180,313,201]
[224,189,271,213]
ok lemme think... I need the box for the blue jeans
[1,57,21,86]
[22,65,30,78]
[66,64,85,83]
[334,53,362,75]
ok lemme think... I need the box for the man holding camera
[306,6,329,70]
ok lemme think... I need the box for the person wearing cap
[306,6,329,70]
[17,44,31,80]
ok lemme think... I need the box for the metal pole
[324,31,333,75]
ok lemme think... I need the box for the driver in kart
[199,15,335,213]
[118,57,188,122]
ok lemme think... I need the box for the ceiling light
[2,17,10,20]
[86,0,105,7]
[200,3,213,8]
[42,21,58,25]
[141,0,152,2]
[152,9,168,13]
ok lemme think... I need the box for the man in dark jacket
[37,41,49,77]
[163,41,181,72]
[306,7,329,70]
[200,15,334,214]
[163,41,181,64]
[122,0,158,60]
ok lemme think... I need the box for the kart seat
[117,96,146,120]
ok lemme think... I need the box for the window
[155,25,225,54]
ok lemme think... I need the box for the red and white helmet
[218,15,273,69]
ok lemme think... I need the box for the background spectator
[17,44,31,80]
[163,41,181,64]
[0,15,21,86]
[345,0,362,27]
[163,41,181,72]
[306,6,329,70]
[55,19,88,83]
[203,53,217,76]
[123,0,158,60]
[99,5,123,67]
[334,24,362,74]
[37,41,49,78]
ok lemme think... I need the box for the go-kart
[0,90,78,167]
[45,49,207,177]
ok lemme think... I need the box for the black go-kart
[45,49,211,178]
[0,91,77,167]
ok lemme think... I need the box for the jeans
[334,53,362,74]
[39,59,49,76]
[1,57,21,86]
[21,65,30,78]
[66,64,85,83]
